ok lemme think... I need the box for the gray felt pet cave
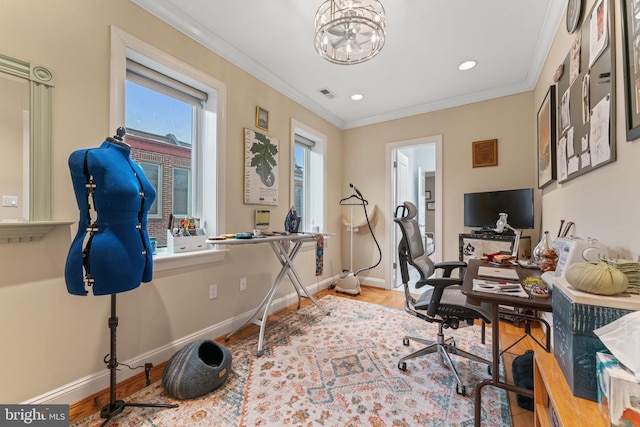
[162,339,232,400]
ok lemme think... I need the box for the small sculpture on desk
[540,248,558,272]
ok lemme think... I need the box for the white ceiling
[130,0,565,130]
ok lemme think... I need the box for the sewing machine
[553,236,608,278]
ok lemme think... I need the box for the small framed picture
[425,190,431,200]
[256,106,269,131]
[427,202,436,211]
[472,139,498,167]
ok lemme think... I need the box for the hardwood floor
[70,285,545,426]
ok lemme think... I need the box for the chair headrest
[399,201,417,220]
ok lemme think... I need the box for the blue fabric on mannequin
[65,139,156,296]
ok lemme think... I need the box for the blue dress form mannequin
[65,136,156,296]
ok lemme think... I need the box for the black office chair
[394,201,492,395]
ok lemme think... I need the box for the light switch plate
[2,196,18,207]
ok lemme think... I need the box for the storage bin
[167,229,208,253]
[553,288,632,401]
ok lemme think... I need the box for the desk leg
[474,304,501,426]
[473,303,536,427]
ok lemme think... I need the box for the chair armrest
[434,261,467,277]
[416,277,463,317]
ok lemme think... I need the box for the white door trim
[385,135,442,290]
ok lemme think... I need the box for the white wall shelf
[0,221,73,243]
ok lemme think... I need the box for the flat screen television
[464,188,534,230]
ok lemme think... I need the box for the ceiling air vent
[319,88,336,99]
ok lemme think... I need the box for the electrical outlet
[240,277,247,291]
[209,284,217,300]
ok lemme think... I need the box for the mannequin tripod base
[96,398,178,426]
[95,294,178,426]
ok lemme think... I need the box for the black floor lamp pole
[95,294,178,426]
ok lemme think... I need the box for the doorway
[386,135,442,290]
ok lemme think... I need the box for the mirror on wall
[0,69,30,221]
[0,53,66,243]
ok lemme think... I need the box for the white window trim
[290,119,326,234]
[110,26,227,269]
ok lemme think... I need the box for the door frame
[385,135,443,290]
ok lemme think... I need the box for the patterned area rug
[73,295,511,426]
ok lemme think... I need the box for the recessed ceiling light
[458,60,477,71]
[351,93,364,101]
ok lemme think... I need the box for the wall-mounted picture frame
[472,139,498,167]
[426,202,436,211]
[537,85,557,188]
[620,0,640,140]
[244,128,278,205]
[425,190,431,200]
[256,106,269,131]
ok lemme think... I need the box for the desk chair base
[398,327,491,396]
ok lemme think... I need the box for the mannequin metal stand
[94,294,178,426]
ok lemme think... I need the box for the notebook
[477,266,520,281]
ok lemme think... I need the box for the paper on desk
[594,311,640,377]
[472,279,529,298]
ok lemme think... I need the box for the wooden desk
[462,259,552,427]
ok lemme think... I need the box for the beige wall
[0,0,343,403]
[344,92,536,281]
[534,0,640,258]
[3,0,636,406]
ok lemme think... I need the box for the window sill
[153,247,227,272]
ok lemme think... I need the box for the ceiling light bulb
[458,60,477,71]
[351,94,364,101]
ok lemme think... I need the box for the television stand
[472,228,496,235]
[472,228,515,236]
[459,233,530,262]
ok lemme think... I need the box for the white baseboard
[23,277,334,406]
[358,276,386,289]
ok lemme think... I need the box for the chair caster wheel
[403,337,410,346]
[398,362,407,371]
[456,384,467,396]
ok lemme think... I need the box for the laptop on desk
[477,265,520,281]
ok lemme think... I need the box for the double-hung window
[291,120,325,232]
[125,60,205,247]
[111,27,226,262]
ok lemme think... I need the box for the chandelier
[314,0,387,65]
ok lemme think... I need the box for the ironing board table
[208,233,330,356]
[462,259,552,427]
